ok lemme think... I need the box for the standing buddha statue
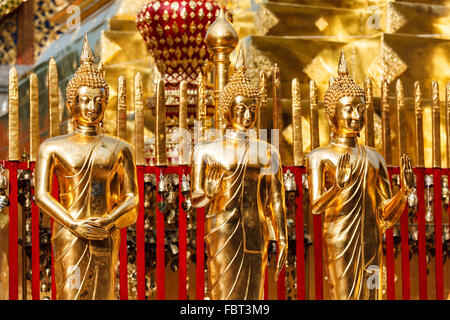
[191,50,288,300]
[306,51,414,300]
[35,35,139,300]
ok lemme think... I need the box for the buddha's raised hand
[400,154,414,193]
[336,152,352,189]
[205,163,224,198]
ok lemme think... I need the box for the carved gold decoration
[8,66,19,161]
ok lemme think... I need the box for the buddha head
[219,49,260,131]
[324,51,366,138]
[66,35,109,128]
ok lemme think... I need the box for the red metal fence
[1,160,448,300]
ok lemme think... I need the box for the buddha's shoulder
[361,145,385,162]
[307,145,336,161]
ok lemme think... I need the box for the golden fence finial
[179,80,188,165]
[258,71,267,135]
[156,78,167,166]
[8,66,19,161]
[134,73,145,166]
[292,78,303,166]
[272,63,281,130]
[30,73,40,162]
[414,81,424,167]
[48,57,60,138]
[197,72,207,141]
[432,81,441,168]
[396,79,406,165]
[117,75,127,140]
[381,79,391,165]
[310,80,319,150]
[364,77,374,147]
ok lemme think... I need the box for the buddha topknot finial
[337,50,349,77]
[80,34,95,65]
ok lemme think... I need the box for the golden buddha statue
[306,51,414,300]
[35,36,139,300]
[191,50,287,300]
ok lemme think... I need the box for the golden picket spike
[196,72,207,142]
[364,77,374,148]
[8,66,19,161]
[396,79,407,165]
[117,75,127,140]
[179,80,188,165]
[134,73,145,166]
[414,81,424,167]
[381,79,392,165]
[48,57,59,138]
[155,78,167,166]
[258,71,267,136]
[432,81,441,168]
[310,80,319,150]
[272,64,282,130]
[30,73,40,162]
[292,78,303,166]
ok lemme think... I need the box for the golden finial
[80,34,95,65]
[292,78,303,166]
[414,81,424,167]
[205,6,238,50]
[8,66,19,161]
[30,73,40,162]
[337,50,348,77]
[48,57,60,138]
[135,72,145,166]
[117,75,127,140]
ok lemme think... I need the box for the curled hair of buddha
[218,48,260,125]
[65,35,109,114]
[323,51,365,132]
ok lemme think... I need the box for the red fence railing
[1,161,448,300]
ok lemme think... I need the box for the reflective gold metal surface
[306,52,414,300]
[191,49,287,300]
[35,36,139,300]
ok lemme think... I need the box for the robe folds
[308,144,392,300]
[52,135,120,300]
[192,135,286,300]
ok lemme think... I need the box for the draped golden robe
[191,134,286,300]
[36,133,137,300]
[307,144,392,300]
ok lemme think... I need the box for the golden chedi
[191,49,287,300]
[306,51,414,300]
[35,35,139,300]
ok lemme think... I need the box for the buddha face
[228,95,258,130]
[334,96,365,136]
[73,86,107,126]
